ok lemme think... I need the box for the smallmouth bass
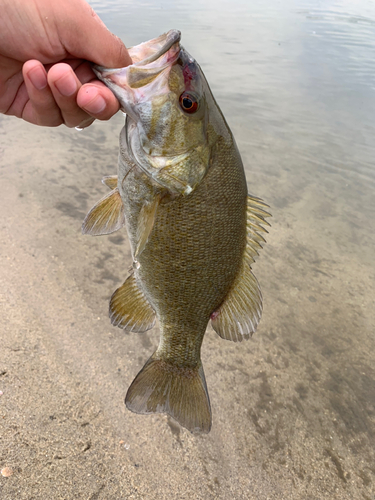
[83,30,271,433]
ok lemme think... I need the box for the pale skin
[0,0,132,128]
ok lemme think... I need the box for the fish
[82,30,271,433]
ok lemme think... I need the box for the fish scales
[83,29,271,433]
[126,135,247,360]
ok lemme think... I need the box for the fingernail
[28,66,47,90]
[83,94,106,114]
[54,73,77,97]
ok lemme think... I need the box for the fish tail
[125,355,212,433]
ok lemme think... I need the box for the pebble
[1,467,14,477]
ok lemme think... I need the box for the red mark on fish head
[183,62,197,91]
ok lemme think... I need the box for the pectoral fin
[211,195,271,342]
[109,273,156,332]
[102,175,118,190]
[134,194,162,259]
[82,188,125,236]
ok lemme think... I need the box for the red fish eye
[179,92,199,113]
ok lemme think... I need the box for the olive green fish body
[83,30,271,433]
[121,125,247,354]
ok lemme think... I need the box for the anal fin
[109,273,155,332]
[82,188,125,236]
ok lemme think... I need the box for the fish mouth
[128,29,181,66]
[92,30,181,109]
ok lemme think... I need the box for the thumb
[57,0,132,68]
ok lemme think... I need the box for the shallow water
[1,0,374,498]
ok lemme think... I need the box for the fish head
[93,30,212,195]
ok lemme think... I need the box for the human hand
[0,0,132,127]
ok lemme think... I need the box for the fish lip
[92,30,182,113]
[132,29,181,66]
[93,29,181,75]
[92,30,184,122]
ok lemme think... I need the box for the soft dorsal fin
[134,194,162,259]
[102,175,118,190]
[82,188,125,236]
[109,273,156,332]
[210,195,271,342]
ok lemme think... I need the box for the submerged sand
[0,113,374,499]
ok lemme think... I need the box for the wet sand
[0,111,374,499]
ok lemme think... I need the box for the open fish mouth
[93,30,208,193]
[92,30,182,108]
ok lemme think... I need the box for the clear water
[1,0,374,498]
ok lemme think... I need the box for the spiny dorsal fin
[134,194,162,259]
[102,175,118,190]
[109,273,155,332]
[82,188,125,236]
[126,355,212,433]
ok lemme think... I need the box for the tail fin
[125,355,212,433]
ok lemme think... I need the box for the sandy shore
[0,114,374,499]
